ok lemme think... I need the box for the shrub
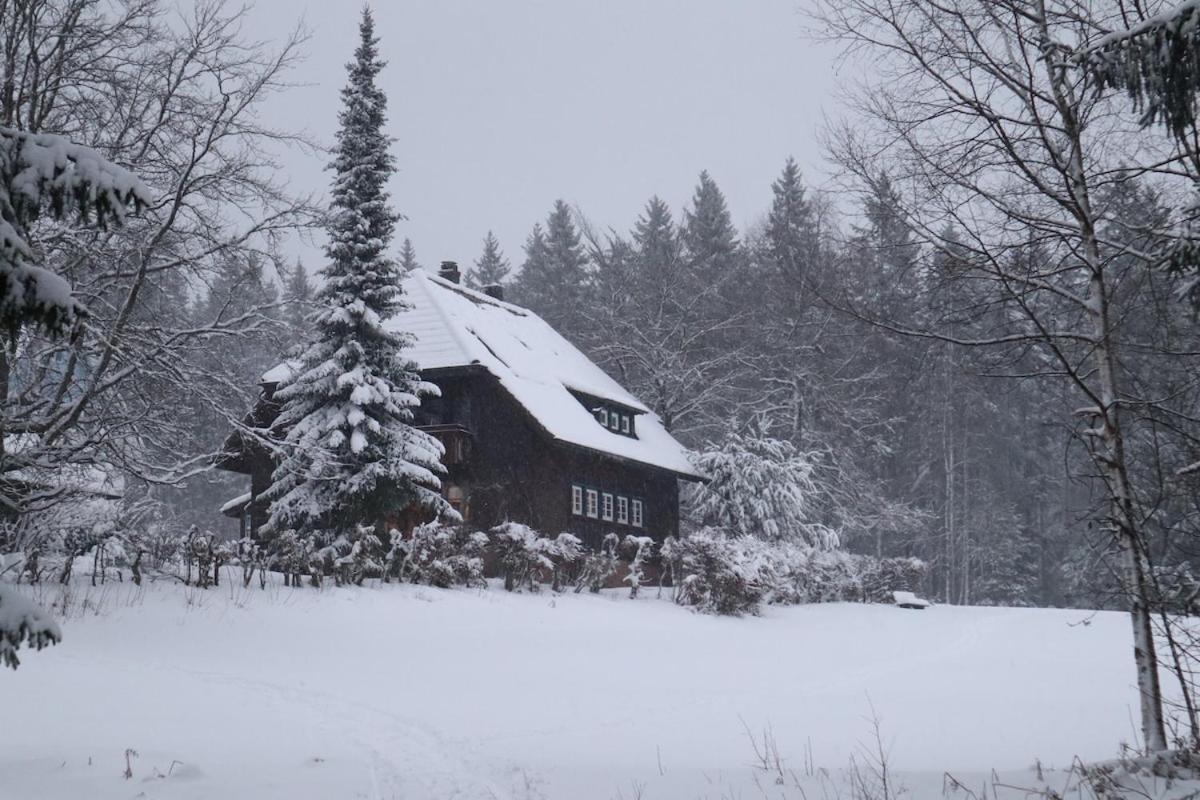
[402,523,488,588]
[490,524,599,593]
[490,522,555,592]
[547,533,584,591]
[575,532,620,593]
[668,529,929,615]
[622,535,654,598]
[670,529,768,616]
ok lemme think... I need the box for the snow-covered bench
[893,590,930,610]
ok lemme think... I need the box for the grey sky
[245,0,840,276]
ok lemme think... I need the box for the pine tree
[283,259,313,337]
[399,237,421,273]
[681,171,740,292]
[765,158,819,293]
[466,231,510,289]
[632,196,681,299]
[263,9,450,539]
[510,200,589,336]
[755,158,823,446]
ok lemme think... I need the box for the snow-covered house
[217,262,704,546]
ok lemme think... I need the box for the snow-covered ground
[0,578,1171,799]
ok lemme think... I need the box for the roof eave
[548,435,707,483]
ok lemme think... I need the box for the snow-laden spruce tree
[0,127,148,668]
[687,418,837,550]
[262,9,450,540]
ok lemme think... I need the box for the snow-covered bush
[667,529,928,615]
[491,522,555,592]
[490,524,590,592]
[401,522,488,588]
[267,530,309,587]
[575,532,620,593]
[338,525,384,586]
[762,548,928,605]
[181,526,233,588]
[233,537,267,589]
[547,533,584,592]
[687,420,838,549]
[622,535,654,598]
[670,529,768,616]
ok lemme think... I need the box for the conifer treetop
[467,230,511,289]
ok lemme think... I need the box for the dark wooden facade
[218,364,687,546]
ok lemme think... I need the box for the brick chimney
[438,260,461,284]
[483,284,504,301]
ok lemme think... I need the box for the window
[631,499,644,528]
[572,485,583,516]
[617,496,629,525]
[610,413,620,431]
[598,408,608,427]
[621,415,630,434]
[586,489,599,519]
[602,493,614,521]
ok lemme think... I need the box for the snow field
[0,578,1150,799]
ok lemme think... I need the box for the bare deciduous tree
[0,0,317,548]
[814,0,1200,751]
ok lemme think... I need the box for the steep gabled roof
[264,270,703,481]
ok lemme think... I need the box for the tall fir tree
[466,230,510,289]
[632,196,682,301]
[283,259,313,339]
[263,9,450,538]
[510,200,589,338]
[681,171,740,292]
[399,237,421,273]
[764,158,819,294]
[754,158,822,446]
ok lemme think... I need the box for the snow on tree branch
[0,582,62,669]
[1084,1,1200,139]
[0,127,149,338]
[688,420,839,550]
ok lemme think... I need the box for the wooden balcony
[420,423,473,466]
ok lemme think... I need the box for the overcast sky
[244,0,841,277]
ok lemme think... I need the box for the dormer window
[589,402,637,438]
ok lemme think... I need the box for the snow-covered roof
[264,271,702,480]
[220,492,251,515]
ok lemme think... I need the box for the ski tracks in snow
[148,661,522,800]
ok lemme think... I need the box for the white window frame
[631,499,644,528]
[610,413,620,431]
[586,489,599,519]
[617,496,629,525]
[621,415,630,434]
[598,408,608,427]
[572,485,583,516]
[602,492,614,521]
